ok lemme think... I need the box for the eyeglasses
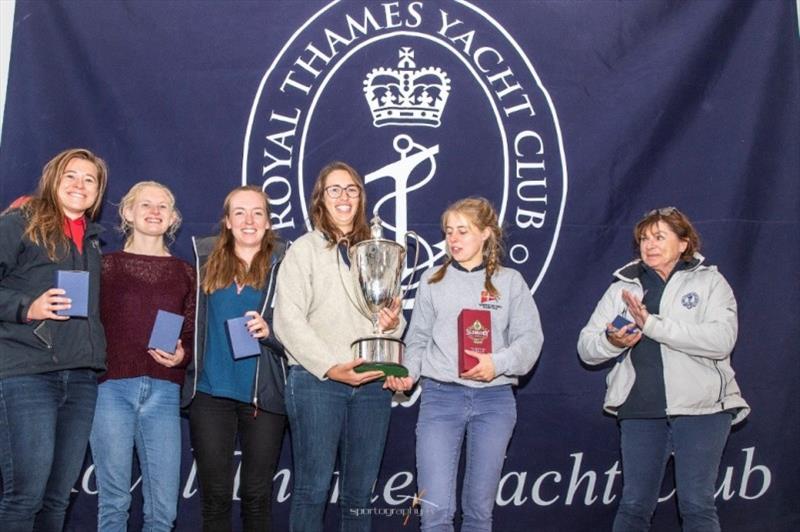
[324,185,361,199]
[646,206,677,217]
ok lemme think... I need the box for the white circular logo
[243,0,568,301]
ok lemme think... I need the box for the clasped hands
[606,289,649,349]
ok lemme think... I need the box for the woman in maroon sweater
[90,181,195,532]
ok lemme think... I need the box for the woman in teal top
[183,186,287,532]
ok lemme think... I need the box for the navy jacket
[0,209,106,378]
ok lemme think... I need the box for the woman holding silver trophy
[273,161,405,532]
[396,197,544,532]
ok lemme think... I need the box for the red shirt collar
[63,216,87,253]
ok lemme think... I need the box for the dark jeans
[189,392,286,532]
[285,365,392,532]
[613,413,732,532]
[0,369,98,532]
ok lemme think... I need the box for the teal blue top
[197,283,259,403]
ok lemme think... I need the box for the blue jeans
[0,369,97,532]
[415,379,517,532]
[285,366,392,532]
[613,413,732,532]
[89,377,181,532]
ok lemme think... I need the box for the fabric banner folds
[0,1,798,531]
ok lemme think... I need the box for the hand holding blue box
[148,310,184,354]
[54,270,89,317]
[226,316,261,359]
[611,314,639,335]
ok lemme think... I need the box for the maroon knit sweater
[99,251,196,385]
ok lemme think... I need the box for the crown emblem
[363,47,451,128]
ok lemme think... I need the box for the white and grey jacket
[577,254,749,424]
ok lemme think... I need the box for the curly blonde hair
[117,181,182,249]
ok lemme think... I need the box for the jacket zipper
[34,323,53,349]
[252,358,261,417]
[714,360,725,403]
[191,237,202,401]
[83,237,97,365]
[252,257,279,416]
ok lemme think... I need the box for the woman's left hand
[148,339,186,368]
[622,289,649,329]
[377,297,401,332]
[245,310,270,339]
[460,350,496,382]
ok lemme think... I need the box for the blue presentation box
[226,316,261,359]
[147,310,184,354]
[54,270,89,317]
[611,314,639,334]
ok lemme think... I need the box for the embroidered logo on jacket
[681,292,700,309]
[479,290,501,310]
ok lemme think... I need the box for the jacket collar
[613,253,706,282]
[192,235,287,265]
[451,260,486,273]
[84,219,104,238]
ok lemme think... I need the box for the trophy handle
[335,237,373,321]
[401,231,422,301]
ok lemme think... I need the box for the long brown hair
[428,197,504,297]
[309,161,370,247]
[21,149,108,261]
[202,186,275,293]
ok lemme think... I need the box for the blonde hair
[309,161,370,247]
[117,181,182,248]
[202,186,275,293]
[22,149,108,261]
[428,197,504,297]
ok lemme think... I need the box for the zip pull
[253,406,259,418]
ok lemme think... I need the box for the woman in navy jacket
[0,148,108,531]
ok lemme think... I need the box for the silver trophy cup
[338,216,419,377]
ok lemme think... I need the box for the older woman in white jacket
[578,207,748,532]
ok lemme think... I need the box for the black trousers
[189,392,286,532]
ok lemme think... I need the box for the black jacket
[0,210,106,377]
[181,235,287,414]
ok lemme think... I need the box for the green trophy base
[354,362,409,378]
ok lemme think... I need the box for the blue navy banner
[1,1,798,531]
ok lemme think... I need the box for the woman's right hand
[149,339,186,368]
[605,322,642,349]
[325,358,384,386]
[27,288,71,321]
[384,375,414,392]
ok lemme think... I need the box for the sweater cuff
[305,359,334,381]
[601,334,627,356]
[492,350,511,377]
[17,296,32,323]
